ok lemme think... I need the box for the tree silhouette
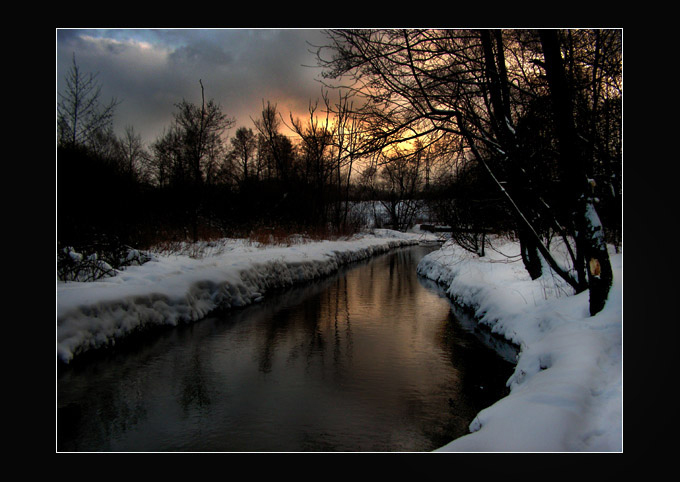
[57,54,119,149]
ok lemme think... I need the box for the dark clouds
[57,29,330,144]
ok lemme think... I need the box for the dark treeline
[57,29,621,315]
[57,65,367,260]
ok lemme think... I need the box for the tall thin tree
[58,54,119,149]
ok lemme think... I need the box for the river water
[57,245,516,452]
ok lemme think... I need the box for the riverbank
[57,229,434,363]
[417,236,622,452]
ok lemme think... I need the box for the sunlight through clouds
[57,29,328,144]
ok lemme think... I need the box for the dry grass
[142,222,361,258]
[245,224,359,247]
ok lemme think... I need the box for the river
[57,245,516,452]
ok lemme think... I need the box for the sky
[56,28,333,145]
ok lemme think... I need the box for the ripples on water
[57,246,516,452]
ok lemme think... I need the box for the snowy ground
[417,237,622,452]
[56,228,622,453]
[56,229,431,364]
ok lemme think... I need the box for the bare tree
[318,28,621,315]
[378,145,424,231]
[171,81,234,241]
[229,126,257,185]
[58,54,119,149]
[172,80,234,187]
[538,29,614,315]
[288,100,334,223]
[253,101,295,184]
[116,125,148,181]
[149,125,183,188]
[324,90,364,229]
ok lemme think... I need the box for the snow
[57,228,622,452]
[417,236,622,452]
[57,229,430,364]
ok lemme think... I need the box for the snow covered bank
[57,230,431,363]
[417,237,622,452]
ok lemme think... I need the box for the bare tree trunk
[519,228,543,280]
[481,30,548,279]
[539,30,613,316]
[457,115,581,291]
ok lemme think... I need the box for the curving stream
[57,245,516,452]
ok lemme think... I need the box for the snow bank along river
[417,238,622,452]
[57,244,516,452]
[57,230,431,363]
[57,229,622,451]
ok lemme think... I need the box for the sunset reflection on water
[58,246,514,452]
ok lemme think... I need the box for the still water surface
[57,246,515,452]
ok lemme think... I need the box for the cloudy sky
[56,28,334,144]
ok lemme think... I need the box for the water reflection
[57,246,515,452]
